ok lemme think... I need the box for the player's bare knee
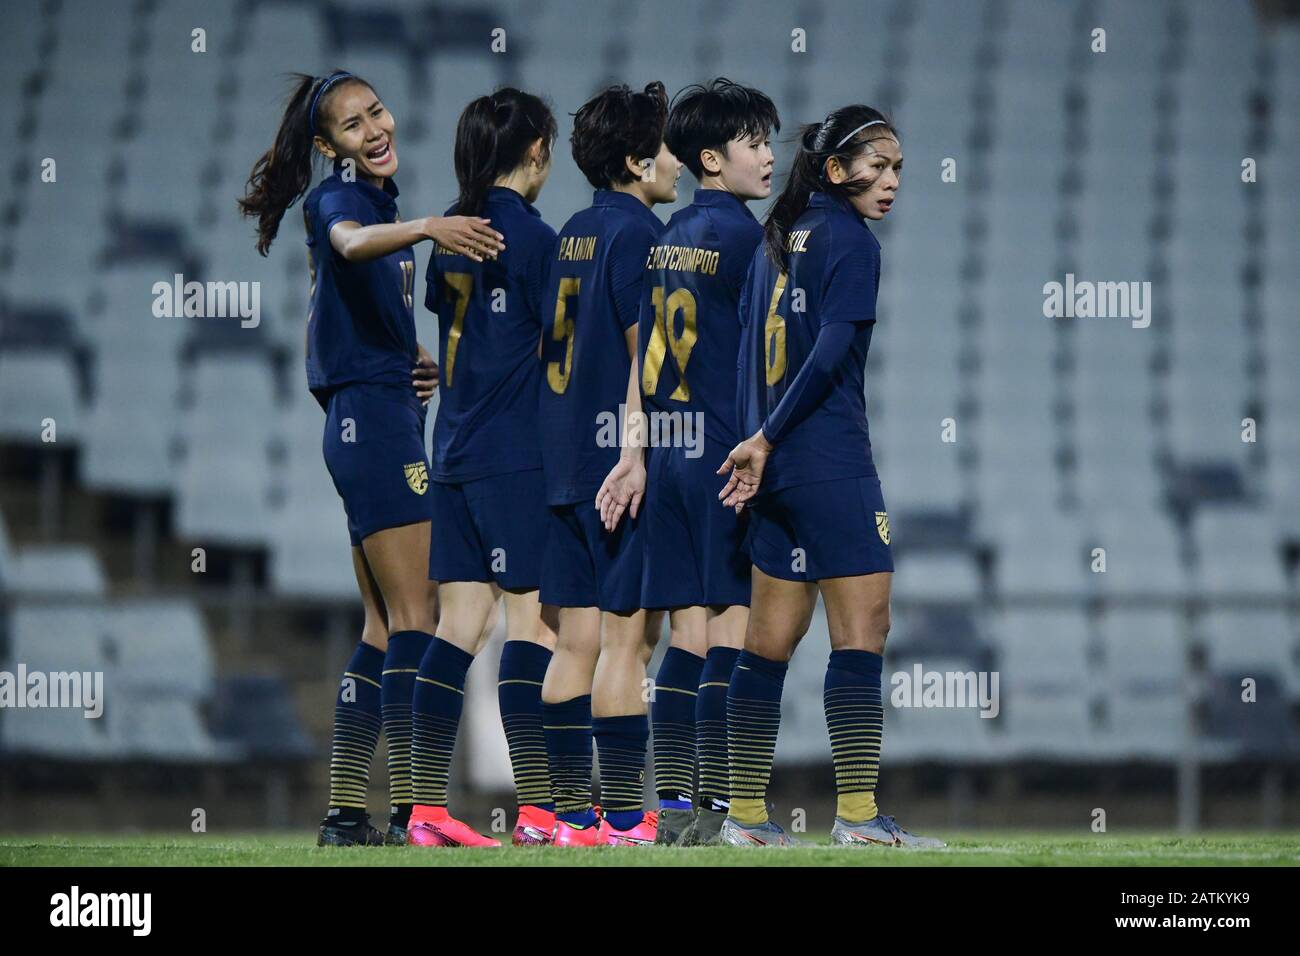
[426,585,440,633]
[639,635,658,666]
[386,599,434,636]
[600,628,643,658]
[669,616,706,657]
[361,623,388,653]
[528,616,559,652]
[707,605,748,650]
[829,605,889,653]
[554,630,600,664]
[743,623,799,662]
[669,630,706,657]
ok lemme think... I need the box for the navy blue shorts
[642,437,751,609]
[746,475,893,582]
[428,468,546,589]
[540,499,644,612]
[322,383,432,547]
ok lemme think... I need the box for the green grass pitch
[2,833,1297,866]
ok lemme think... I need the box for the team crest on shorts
[403,461,429,495]
[875,511,890,545]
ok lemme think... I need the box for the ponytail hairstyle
[763,104,898,266]
[570,81,669,189]
[238,70,375,256]
[453,88,558,217]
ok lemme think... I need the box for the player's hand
[595,456,646,532]
[426,216,505,262]
[413,343,439,405]
[717,429,773,509]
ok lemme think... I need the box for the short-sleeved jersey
[638,188,763,448]
[424,187,556,482]
[737,191,882,494]
[538,190,664,505]
[303,171,417,405]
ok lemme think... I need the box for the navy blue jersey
[639,188,763,448]
[425,187,556,482]
[304,171,417,404]
[737,191,881,493]
[538,190,664,505]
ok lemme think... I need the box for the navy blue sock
[697,645,741,812]
[410,638,474,809]
[381,630,431,825]
[652,647,704,808]
[594,714,650,831]
[543,695,596,827]
[326,641,384,816]
[726,650,788,825]
[498,640,555,811]
[825,648,885,823]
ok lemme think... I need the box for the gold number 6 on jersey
[764,271,789,385]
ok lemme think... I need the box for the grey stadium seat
[0,351,82,446]
[175,354,278,547]
[6,545,107,598]
[0,604,116,759]
[990,609,1098,759]
[1098,608,1191,759]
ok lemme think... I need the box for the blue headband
[309,71,354,136]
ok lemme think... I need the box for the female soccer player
[406,88,562,849]
[537,82,678,846]
[239,70,505,847]
[716,105,944,848]
[597,78,780,846]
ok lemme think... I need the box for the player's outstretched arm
[329,216,504,263]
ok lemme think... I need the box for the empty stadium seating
[0,0,1296,771]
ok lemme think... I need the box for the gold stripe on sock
[837,792,878,823]
[415,676,466,695]
[729,798,768,826]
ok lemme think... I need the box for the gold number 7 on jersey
[442,271,473,388]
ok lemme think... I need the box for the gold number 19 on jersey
[641,285,698,400]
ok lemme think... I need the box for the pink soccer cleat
[407,822,452,847]
[597,810,658,846]
[512,805,556,846]
[551,818,601,847]
[407,809,501,848]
